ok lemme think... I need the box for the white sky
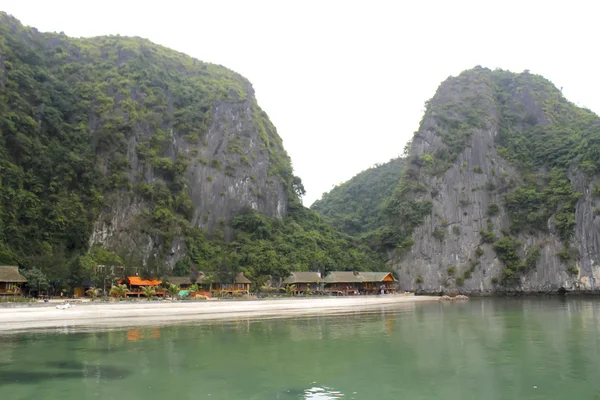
[4,0,600,205]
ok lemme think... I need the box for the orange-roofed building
[119,277,162,286]
[118,276,164,298]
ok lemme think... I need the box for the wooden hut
[212,272,251,295]
[324,271,397,295]
[0,266,27,295]
[358,272,398,294]
[282,272,323,294]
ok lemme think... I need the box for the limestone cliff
[0,13,382,282]
[0,14,292,266]
[90,85,291,267]
[389,67,600,294]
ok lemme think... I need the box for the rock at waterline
[439,295,470,301]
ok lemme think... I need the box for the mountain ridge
[315,66,600,293]
[0,13,385,289]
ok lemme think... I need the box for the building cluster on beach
[120,272,253,298]
[120,270,397,297]
[282,271,397,295]
[0,264,397,299]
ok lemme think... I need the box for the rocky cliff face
[390,67,600,294]
[0,13,381,284]
[0,12,294,270]
[91,87,290,267]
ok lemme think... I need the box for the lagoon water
[1,298,600,399]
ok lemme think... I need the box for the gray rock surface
[392,70,600,294]
[90,88,288,267]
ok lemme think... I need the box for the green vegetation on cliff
[383,67,600,286]
[175,207,385,289]
[0,10,259,269]
[311,158,404,235]
[0,13,383,291]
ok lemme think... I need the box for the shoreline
[0,295,438,333]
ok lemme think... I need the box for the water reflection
[275,386,345,399]
[0,371,84,385]
[127,329,142,342]
[46,361,86,369]
[303,386,345,399]
[3,298,600,399]
[0,364,131,386]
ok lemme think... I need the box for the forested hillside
[314,66,600,293]
[311,158,404,235]
[0,13,383,291]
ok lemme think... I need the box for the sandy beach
[0,295,438,333]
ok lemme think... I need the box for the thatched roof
[164,276,193,286]
[283,272,323,284]
[360,272,397,282]
[234,272,251,284]
[324,271,396,283]
[324,271,363,283]
[0,266,27,283]
[164,272,249,284]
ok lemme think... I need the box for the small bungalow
[282,272,323,295]
[359,272,398,294]
[211,272,251,295]
[73,280,94,298]
[118,276,165,298]
[324,271,397,295]
[0,266,27,295]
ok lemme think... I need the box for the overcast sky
[4,0,600,205]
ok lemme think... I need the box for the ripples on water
[302,386,345,399]
[275,386,346,399]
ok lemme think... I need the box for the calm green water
[2,298,600,399]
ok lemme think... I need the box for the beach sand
[0,295,438,333]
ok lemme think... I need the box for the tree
[109,284,129,299]
[292,176,306,197]
[89,247,123,267]
[167,284,180,298]
[189,266,200,285]
[189,283,200,293]
[402,139,413,156]
[86,287,101,301]
[215,252,239,287]
[202,273,215,293]
[285,284,296,297]
[141,257,166,280]
[23,267,50,296]
[141,286,156,300]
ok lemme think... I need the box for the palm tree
[141,286,156,301]
[109,284,129,299]
[167,284,180,298]
[189,283,200,293]
[285,284,296,297]
[203,274,215,293]
[86,287,101,301]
